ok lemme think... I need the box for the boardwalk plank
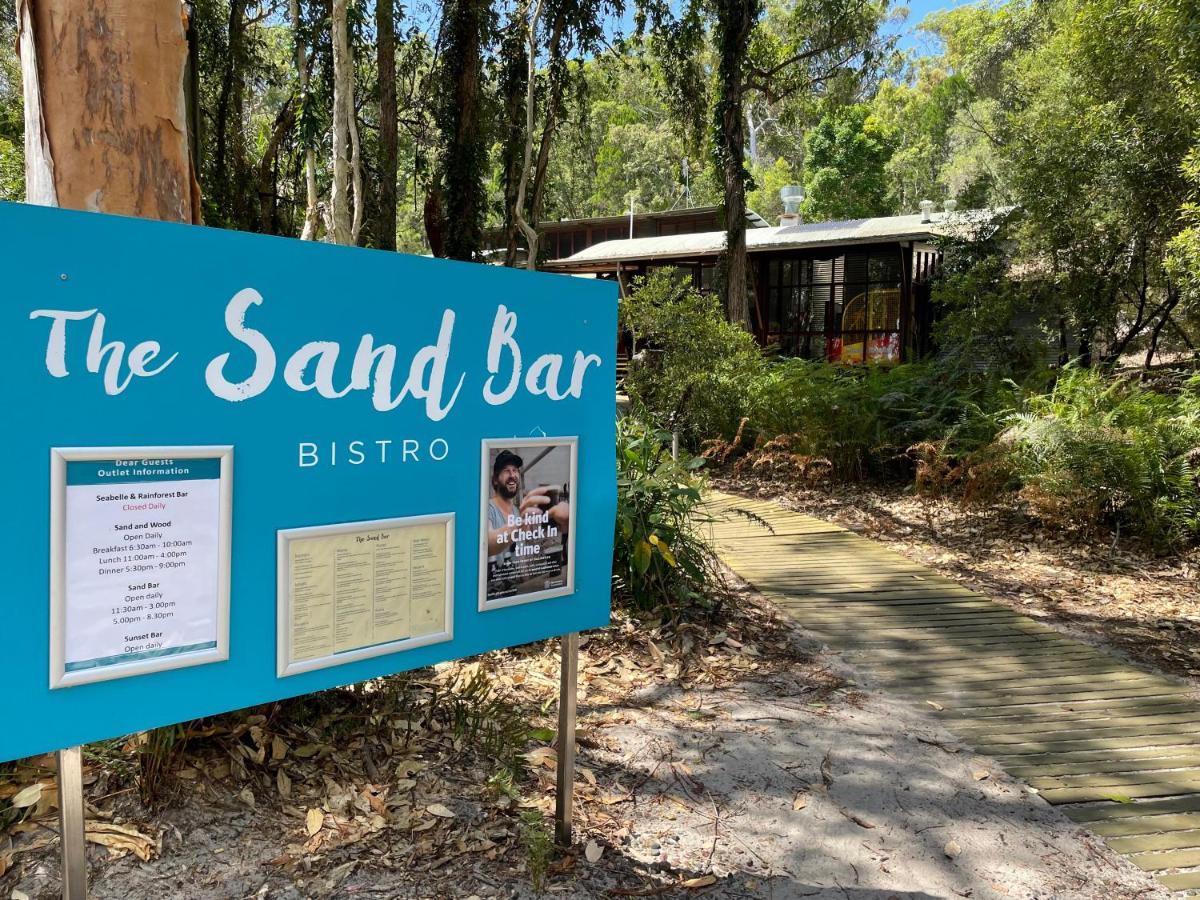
[705,492,1200,895]
[1007,752,1200,778]
[1091,813,1200,837]
[1065,796,1200,822]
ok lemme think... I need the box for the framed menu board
[276,514,454,677]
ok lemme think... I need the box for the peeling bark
[18,0,199,223]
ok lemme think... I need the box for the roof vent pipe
[779,185,804,228]
[943,198,958,214]
[919,199,934,223]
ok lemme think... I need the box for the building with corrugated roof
[543,200,998,364]
[482,205,770,265]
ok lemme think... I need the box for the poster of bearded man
[479,438,577,609]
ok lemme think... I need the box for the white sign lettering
[29,295,602,419]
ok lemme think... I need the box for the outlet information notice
[63,458,223,674]
[287,522,448,664]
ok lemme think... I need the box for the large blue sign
[1,201,616,763]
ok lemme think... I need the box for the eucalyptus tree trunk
[498,13,529,267]
[290,0,321,240]
[377,0,398,251]
[513,0,544,271]
[257,100,296,233]
[18,0,199,805]
[18,0,199,221]
[213,0,249,226]
[330,0,355,245]
[525,11,567,259]
[433,0,490,260]
[714,0,760,329]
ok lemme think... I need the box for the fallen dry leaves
[84,822,158,862]
[0,586,841,898]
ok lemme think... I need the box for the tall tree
[712,0,760,326]
[1000,0,1196,364]
[513,0,547,269]
[502,0,613,267]
[518,0,620,267]
[642,0,890,328]
[377,0,399,250]
[801,103,894,220]
[431,0,492,260]
[290,0,322,240]
[18,0,200,825]
[497,10,531,266]
[18,0,199,219]
[330,0,364,245]
[212,0,249,225]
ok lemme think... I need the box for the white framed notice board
[49,446,233,689]
[276,514,455,678]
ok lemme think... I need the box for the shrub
[621,269,763,445]
[613,418,725,613]
[1001,367,1200,548]
[741,353,1016,481]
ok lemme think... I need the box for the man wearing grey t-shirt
[485,449,570,566]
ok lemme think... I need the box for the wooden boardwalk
[706,491,1200,894]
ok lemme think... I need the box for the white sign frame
[49,445,233,689]
[478,436,578,612]
[276,513,455,678]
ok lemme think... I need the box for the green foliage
[872,69,977,211]
[1169,149,1200,334]
[999,0,1197,363]
[518,809,554,889]
[745,355,1013,480]
[801,104,894,221]
[0,8,23,201]
[0,137,22,202]
[1002,368,1200,549]
[621,268,762,443]
[614,418,724,612]
[137,724,189,807]
[432,0,494,260]
[746,156,798,221]
[932,211,1057,372]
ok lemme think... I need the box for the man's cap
[493,449,523,475]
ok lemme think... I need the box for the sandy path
[567,625,1171,900]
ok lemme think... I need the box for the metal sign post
[554,632,579,847]
[56,746,87,899]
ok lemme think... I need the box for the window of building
[761,249,904,364]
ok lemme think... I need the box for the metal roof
[538,205,771,231]
[542,208,1001,272]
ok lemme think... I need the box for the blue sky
[607,0,977,58]
[890,0,974,52]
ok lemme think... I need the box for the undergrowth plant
[620,269,761,445]
[518,809,553,891]
[1002,367,1200,549]
[614,417,725,613]
[728,352,1020,482]
[618,267,1200,550]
